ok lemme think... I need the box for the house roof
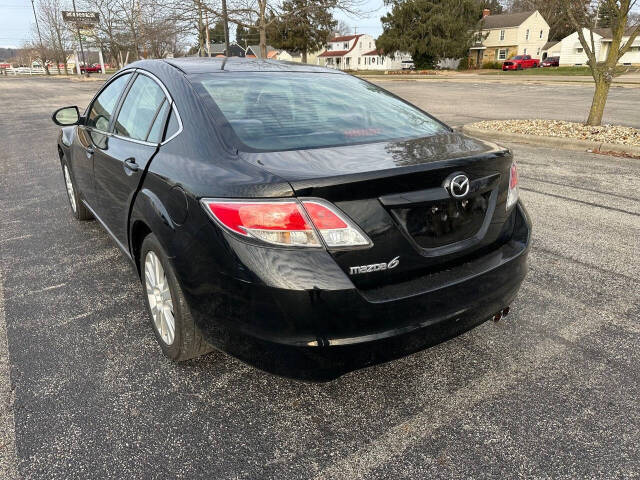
[245,44,276,59]
[318,50,349,57]
[480,11,535,29]
[363,49,381,56]
[542,41,559,50]
[319,34,363,58]
[329,35,359,42]
[592,26,638,40]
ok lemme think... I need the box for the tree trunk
[302,50,307,63]
[260,26,267,58]
[586,77,611,126]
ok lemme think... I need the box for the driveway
[0,76,639,479]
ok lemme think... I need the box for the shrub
[482,61,503,69]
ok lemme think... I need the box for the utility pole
[30,0,47,74]
[72,0,88,76]
[222,0,230,54]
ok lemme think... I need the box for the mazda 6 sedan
[52,58,530,380]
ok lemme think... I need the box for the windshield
[191,72,447,151]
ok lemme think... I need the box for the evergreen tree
[266,0,337,62]
[376,0,482,69]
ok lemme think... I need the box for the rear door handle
[123,157,140,172]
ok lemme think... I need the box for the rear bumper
[184,203,531,380]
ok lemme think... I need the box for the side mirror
[52,106,80,126]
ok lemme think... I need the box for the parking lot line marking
[0,266,19,479]
[315,281,619,480]
[520,187,640,217]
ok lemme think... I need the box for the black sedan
[52,58,531,380]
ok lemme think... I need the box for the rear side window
[191,72,447,151]
[87,73,131,131]
[114,74,166,141]
[147,100,170,143]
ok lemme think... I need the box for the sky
[0,0,388,49]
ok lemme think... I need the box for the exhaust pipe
[492,307,510,322]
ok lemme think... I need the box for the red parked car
[502,55,540,71]
[80,64,103,73]
[541,56,560,67]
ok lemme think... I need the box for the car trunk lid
[239,132,515,289]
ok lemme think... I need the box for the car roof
[162,57,345,75]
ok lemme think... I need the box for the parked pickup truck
[502,55,540,71]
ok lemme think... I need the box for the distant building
[318,34,410,71]
[470,10,550,66]
[554,27,640,66]
[204,42,246,57]
[245,45,277,59]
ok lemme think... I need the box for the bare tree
[205,0,365,58]
[35,0,72,74]
[568,0,640,125]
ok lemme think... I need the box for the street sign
[62,11,99,25]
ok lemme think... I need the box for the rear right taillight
[506,161,519,210]
[201,198,371,248]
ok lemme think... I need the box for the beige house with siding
[470,10,550,66]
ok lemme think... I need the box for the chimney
[483,9,490,18]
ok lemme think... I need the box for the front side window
[86,73,131,131]
[114,74,167,142]
[192,72,447,151]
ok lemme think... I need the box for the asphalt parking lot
[1,76,639,479]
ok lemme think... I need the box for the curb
[461,125,640,157]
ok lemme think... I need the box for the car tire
[140,233,213,361]
[62,160,92,220]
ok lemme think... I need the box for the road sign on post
[62,11,99,28]
[62,9,99,76]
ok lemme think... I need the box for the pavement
[0,76,639,479]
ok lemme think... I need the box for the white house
[317,34,410,70]
[556,27,640,66]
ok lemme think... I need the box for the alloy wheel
[144,251,176,345]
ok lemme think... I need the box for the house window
[498,49,507,60]
[343,42,348,49]
[369,42,372,48]
[537,48,540,56]
[539,30,544,39]
[346,57,350,66]
[525,29,530,40]
[524,48,527,55]
[500,30,505,41]
[577,47,583,53]
[358,57,361,65]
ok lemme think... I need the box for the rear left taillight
[506,161,519,210]
[201,198,371,248]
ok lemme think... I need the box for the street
[1,76,639,478]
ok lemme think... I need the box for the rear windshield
[191,72,447,151]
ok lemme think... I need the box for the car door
[92,71,172,246]
[72,72,132,203]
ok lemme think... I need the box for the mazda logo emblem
[448,174,470,199]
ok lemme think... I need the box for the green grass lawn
[480,66,640,76]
